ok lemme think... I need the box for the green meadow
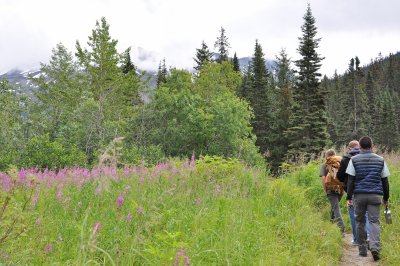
[1,156,399,265]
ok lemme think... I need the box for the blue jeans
[349,205,370,241]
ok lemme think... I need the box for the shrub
[20,134,86,169]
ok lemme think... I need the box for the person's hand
[384,200,389,208]
[347,199,353,207]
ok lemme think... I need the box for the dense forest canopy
[1,6,399,172]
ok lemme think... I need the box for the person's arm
[319,164,327,193]
[345,159,356,204]
[322,176,327,193]
[337,157,348,183]
[346,175,355,200]
[382,177,389,205]
[381,161,390,207]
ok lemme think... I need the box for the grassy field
[1,155,397,265]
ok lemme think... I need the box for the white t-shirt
[346,160,390,178]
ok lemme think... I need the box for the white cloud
[1,0,399,77]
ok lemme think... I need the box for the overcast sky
[1,0,399,77]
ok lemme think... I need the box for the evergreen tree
[194,41,213,72]
[232,52,240,72]
[375,90,400,151]
[121,47,137,75]
[214,27,230,63]
[269,49,295,170]
[241,40,270,156]
[286,4,329,160]
[156,58,168,87]
[238,64,253,98]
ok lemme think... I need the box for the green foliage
[156,58,168,87]
[0,161,344,264]
[0,80,25,169]
[149,66,261,166]
[324,52,400,151]
[121,144,165,166]
[286,4,330,160]
[238,40,273,165]
[20,134,86,169]
[381,161,400,264]
[194,41,213,72]
[231,52,240,72]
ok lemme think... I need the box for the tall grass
[1,156,343,265]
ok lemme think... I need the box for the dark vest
[351,150,384,195]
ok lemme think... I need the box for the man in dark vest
[346,136,390,261]
[337,140,362,245]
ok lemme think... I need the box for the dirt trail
[340,233,379,266]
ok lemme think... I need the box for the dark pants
[353,193,382,253]
[327,192,345,232]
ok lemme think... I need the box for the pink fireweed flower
[127,214,133,222]
[137,206,144,214]
[190,153,196,168]
[32,194,39,206]
[45,243,53,254]
[174,249,190,266]
[92,222,102,235]
[117,196,124,207]
[184,256,191,265]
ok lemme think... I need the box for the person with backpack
[337,140,370,245]
[346,136,390,261]
[320,149,345,232]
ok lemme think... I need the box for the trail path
[340,233,379,266]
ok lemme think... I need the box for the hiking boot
[371,250,380,261]
[351,240,358,246]
[359,245,368,257]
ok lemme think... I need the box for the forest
[0,5,399,172]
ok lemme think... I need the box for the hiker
[346,136,390,261]
[337,140,370,245]
[320,149,345,232]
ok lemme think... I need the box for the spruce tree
[121,47,136,75]
[214,27,230,63]
[241,40,270,156]
[232,52,240,72]
[269,49,295,170]
[194,41,213,72]
[286,4,329,160]
[238,64,253,98]
[156,58,168,87]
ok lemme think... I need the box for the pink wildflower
[137,206,144,214]
[117,196,124,207]
[184,256,191,265]
[174,249,190,266]
[45,243,53,253]
[92,222,102,235]
[190,153,196,167]
[127,214,133,222]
